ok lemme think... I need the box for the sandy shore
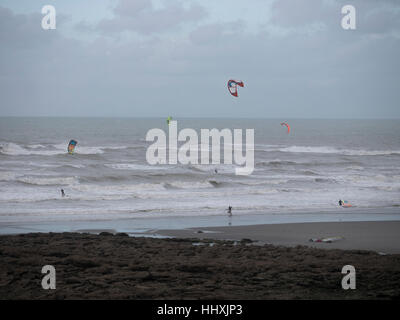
[1,228,400,299]
[153,221,400,254]
[1,207,399,235]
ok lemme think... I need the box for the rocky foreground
[0,232,399,299]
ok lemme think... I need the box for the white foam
[277,145,400,156]
[0,143,32,155]
[71,182,166,193]
[105,163,168,171]
[255,144,400,156]
[0,142,128,156]
[346,165,364,171]
[17,176,78,186]
[102,146,128,150]
[52,143,104,155]
[0,171,22,181]
[166,180,213,189]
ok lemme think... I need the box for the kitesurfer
[68,140,77,154]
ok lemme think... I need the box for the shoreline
[1,208,399,254]
[153,221,400,254]
[1,218,400,253]
[1,206,399,235]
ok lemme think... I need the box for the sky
[0,0,399,118]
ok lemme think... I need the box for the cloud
[97,0,207,35]
[270,0,334,28]
[0,6,61,50]
[269,0,400,37]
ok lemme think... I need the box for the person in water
[61,189,65,197]
[227,206,232,216]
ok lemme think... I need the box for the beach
[154,221,400,254]
[1,220,399,300]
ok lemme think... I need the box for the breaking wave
[0,142,130,156]
[274,145,400,156]
[17,176,78,186]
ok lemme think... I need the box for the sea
[1,118,400,233]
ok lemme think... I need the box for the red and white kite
[227,79,244,97]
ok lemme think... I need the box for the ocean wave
[334,174,400,189]
[104,163,169,171]
[79,172,210,185]
[72,179,236,194]
[79,175,131,183]
[374,186,400,192]
[0,187,282,204]
[0,142,130,156]
[207,180,226,188]
[302,170,320,176]
[237,180,280,186]
[345,165,364,171]
[0,193,140,204]
[51,143,105,155]
[314,178,337,183]
[102,146,128,150]
[28,163,86,169]
[275,145,400,156]
[0,143,36,155]
[17,176,78,186]
[71,182,166,193]
[256,160,299,166]
[26,144,48,149]
[255,159,364,169]
[164,181,213,189]
[187,165,208,173]
[0,171,22,181]
[187,164,236,174]
[166,179,291,189]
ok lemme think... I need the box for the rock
[99,232,114,236]
[116,233,129,237]
[65,277,81,284]
[66,257,99,268]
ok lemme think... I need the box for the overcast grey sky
[0,0,399,118]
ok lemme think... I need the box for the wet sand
[1,226,400,299]
[154,221,400,254]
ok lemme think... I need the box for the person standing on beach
[227,206,232,226]
[61,189,65,197]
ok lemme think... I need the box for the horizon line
[1,116,399,120]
